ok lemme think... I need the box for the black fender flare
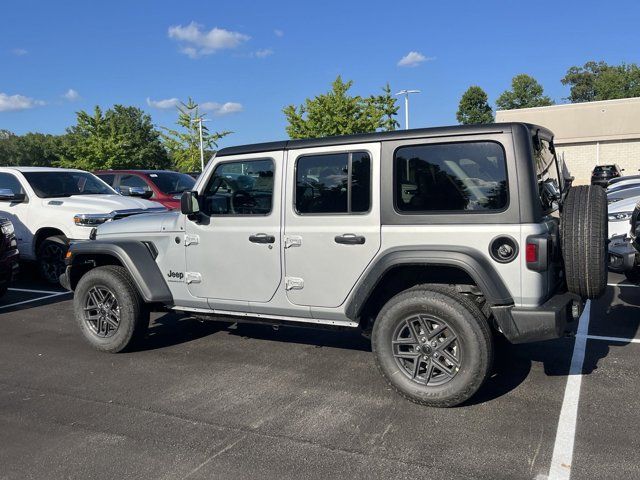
[345,246,514,320]
[66,240,173,304]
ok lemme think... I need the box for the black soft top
[217,122,553,157]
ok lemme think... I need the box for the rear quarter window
[394,141,508,213]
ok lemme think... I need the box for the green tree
[0,130,65,167]
[161,98,231,172]
[57,105,170,170]
[561,61,640,103]
[496,74,554,110]
[283,76,399,139]
[456,86,494,124]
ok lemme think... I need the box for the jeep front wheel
[372,286,493,407]
[74,265,149,353]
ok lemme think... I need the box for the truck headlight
[0,221,14,235]
[73,213,114,226]
[608,211,633,222]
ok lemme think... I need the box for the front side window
[201,159,274,215]
[22,171,115,198]
[0,173,25,195]
[394,142,508,213]
[119,174,150,193]
[146,172,195,195]
[296,151,371,214]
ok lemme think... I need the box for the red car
[94,170,196,210]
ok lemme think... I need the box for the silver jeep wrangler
[61,123,608,407]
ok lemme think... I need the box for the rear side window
[96,174,115,186]
[394,142,508,212]
[296,152,371,214]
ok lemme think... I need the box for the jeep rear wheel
[74,265,149,353]
[38,235,68,284]
[561,185,608,299]
[372,286,493,407]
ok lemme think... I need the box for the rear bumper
[491,291,582,344]
[608,235,636,272]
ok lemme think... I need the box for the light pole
[192,117,211,172]
[395,89,421,130]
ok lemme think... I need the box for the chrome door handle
[249,233,275,244]
[334,234,366,245]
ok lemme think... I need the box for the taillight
[526,235,549,272]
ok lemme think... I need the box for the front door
[184,153,282,303]
[284,143,381,308]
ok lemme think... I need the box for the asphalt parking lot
[0,269,638,480]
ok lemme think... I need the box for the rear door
[283,143,381,308]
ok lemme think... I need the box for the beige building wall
[495,98,640,184]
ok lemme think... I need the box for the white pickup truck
[0,167,165,283]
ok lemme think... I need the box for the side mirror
[0,188,26,203]
[181,191,201,218]
[122,186,153,199]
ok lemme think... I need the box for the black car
[591,164,623,187]
[0,217,19,298]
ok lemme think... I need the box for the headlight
[73,213,114,226]
[608,211,633,222]
[1,221,14,235]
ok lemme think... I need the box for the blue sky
[2,0,640,147]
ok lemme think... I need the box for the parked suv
[94,170,196,210]
[61,123,608,407]
[591,164,623,187]
[0,215,19,298]
[0,167,166,283]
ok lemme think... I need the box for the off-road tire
[372,285,493,407]
[74,265,149,353]
[37,235,68,284]
[561,185,607,299]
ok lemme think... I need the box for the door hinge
[285,277,304,290]
[185,272,202,284]
[284,235,302,249]
[184,234,199,246]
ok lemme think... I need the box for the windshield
[145,172,195,195]
[594,165,616,173]
[23,171,115,198]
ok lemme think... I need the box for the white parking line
[584,334,640,344]
[607,283,639,288]
[8,287,67,295]
[548,300,591,480]
[0,291,70,310]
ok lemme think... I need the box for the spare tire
[561,185,608,299]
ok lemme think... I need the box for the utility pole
[395,89,421,130]
[193,117,211,172]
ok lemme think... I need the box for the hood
[97,210,183,236]
[42,194,164,213]
[608,196,640,214]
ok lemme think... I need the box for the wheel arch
[345,246,514,327]
[66,240,173,304]
[33,227,67,256]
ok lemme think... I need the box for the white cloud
[397,51,433,67]
[168,22,250,58]
[146,97,180,109]
[63,88,80,101]
[0,92,45,112]
[253,48,274,58]
[11,48,28,56]
[274,29,284,37]
[200,101,243,116]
